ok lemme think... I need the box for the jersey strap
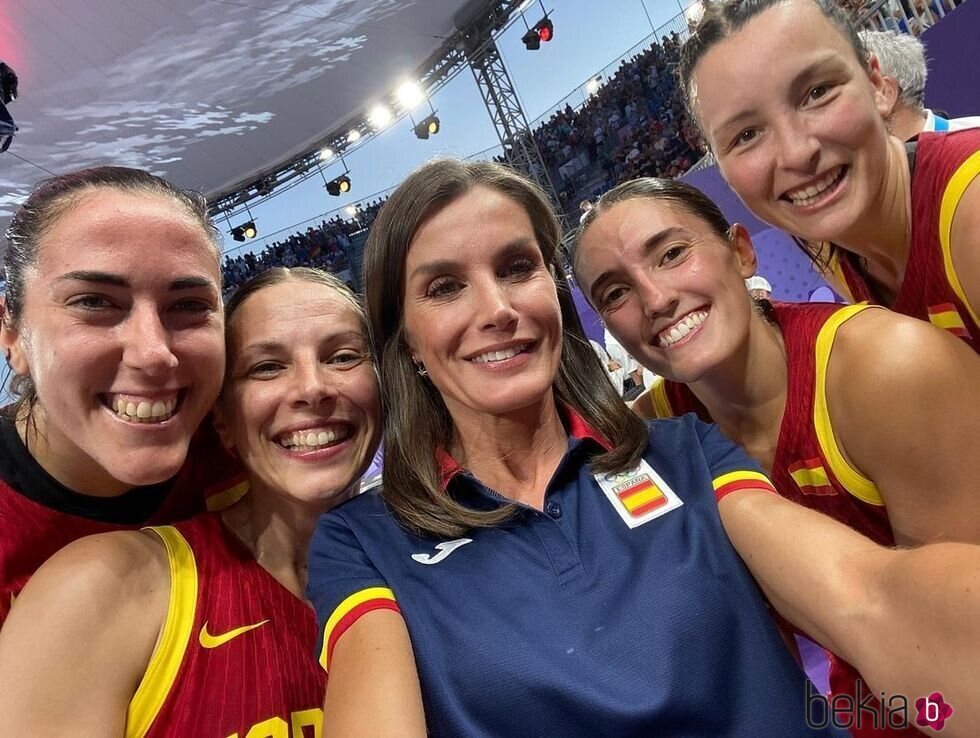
[126,526,199,738]
[811,304,885,506]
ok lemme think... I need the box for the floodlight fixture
[326,174,352,197]
[345,205,358,216]
[522,15,554,50]
[396,81,425,110]
[231,220,257,242]
[586,77,601,95]
[319,147,334,161]
[368,105,392,129]
[414,114,441,140]
[347,129,361,144]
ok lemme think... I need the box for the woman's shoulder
[4,528,170,649]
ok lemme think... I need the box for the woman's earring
[412,358,428,377]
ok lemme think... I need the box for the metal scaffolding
[465,38,559,206]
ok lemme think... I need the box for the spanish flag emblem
[927,303,969,338]
[789,458,836,496]
[596,460,684,528]
[614,475,668,518]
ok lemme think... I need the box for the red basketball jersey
[833,129,980,352]
[0,422,245,625]
[638,302,893,544]
[635,301,923,736]
[130,513,324,738]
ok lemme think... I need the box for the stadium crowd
[220,197,387,294]
[220,34,704,292]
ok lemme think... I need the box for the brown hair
[676,0,867,271]
[573,176,776,322]
[222,266,368,387]
[2,166,220,419]
[364,159,649,539]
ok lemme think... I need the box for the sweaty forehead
[38,189,215,262]
[691,0,857,130]
[231,284,363,343]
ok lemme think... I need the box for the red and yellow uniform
[634,300,920,737]
[0,420,245,625]
[636,301,893,545]
[130,512,324,738]
[829,129,980,352]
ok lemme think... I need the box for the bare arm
[719,488,980,738]
[0,531,169,736]
[829,309,980,545]
[322,609,426,737]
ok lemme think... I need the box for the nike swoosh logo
[199,619,269,649]
[411,538,473,565]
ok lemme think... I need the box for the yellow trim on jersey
[938,150,980,330]
[205,479,250,512]
[824,247,857,304]
[812,304,885,507]
[126,526,199,738]
[631,376,674,420]
[319,587,397,671]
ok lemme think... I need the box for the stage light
[522,16,554,50]
[537,18,553,42]
[368,105,392,129]
[319,147,334,161]
[586,77,601,95]
[345,205,358,216]
[231,221,257,242]
[326,175,352,197]
[347,129,361,144]
[518,0,535,13]
[396,81,424,110]
[413,114,441,140]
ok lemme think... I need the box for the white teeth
[108,394,178,423]
[785,167,844,206]
[659,311,707,348]
[472,344,529,365]
[280,426,350,450]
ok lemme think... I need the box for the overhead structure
[455,0,559,206]
[0,0,558,240]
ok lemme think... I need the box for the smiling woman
[678,0,980,352]
[573,176,980,736]
[0,166,242,626]
[0,267,382,735]
[305,159,849,737]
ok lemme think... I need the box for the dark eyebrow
[57,271,217,292]
[408,237,537,281]
[710,53,840,140]
[588,227,692,303]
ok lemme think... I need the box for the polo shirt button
[546,501,562,519]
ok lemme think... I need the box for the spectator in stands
[679,0,980,352]
[221,203,368,296]
[861,30,980,138]
[745,274,773,299]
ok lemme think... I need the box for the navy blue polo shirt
[307,413,842,737]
